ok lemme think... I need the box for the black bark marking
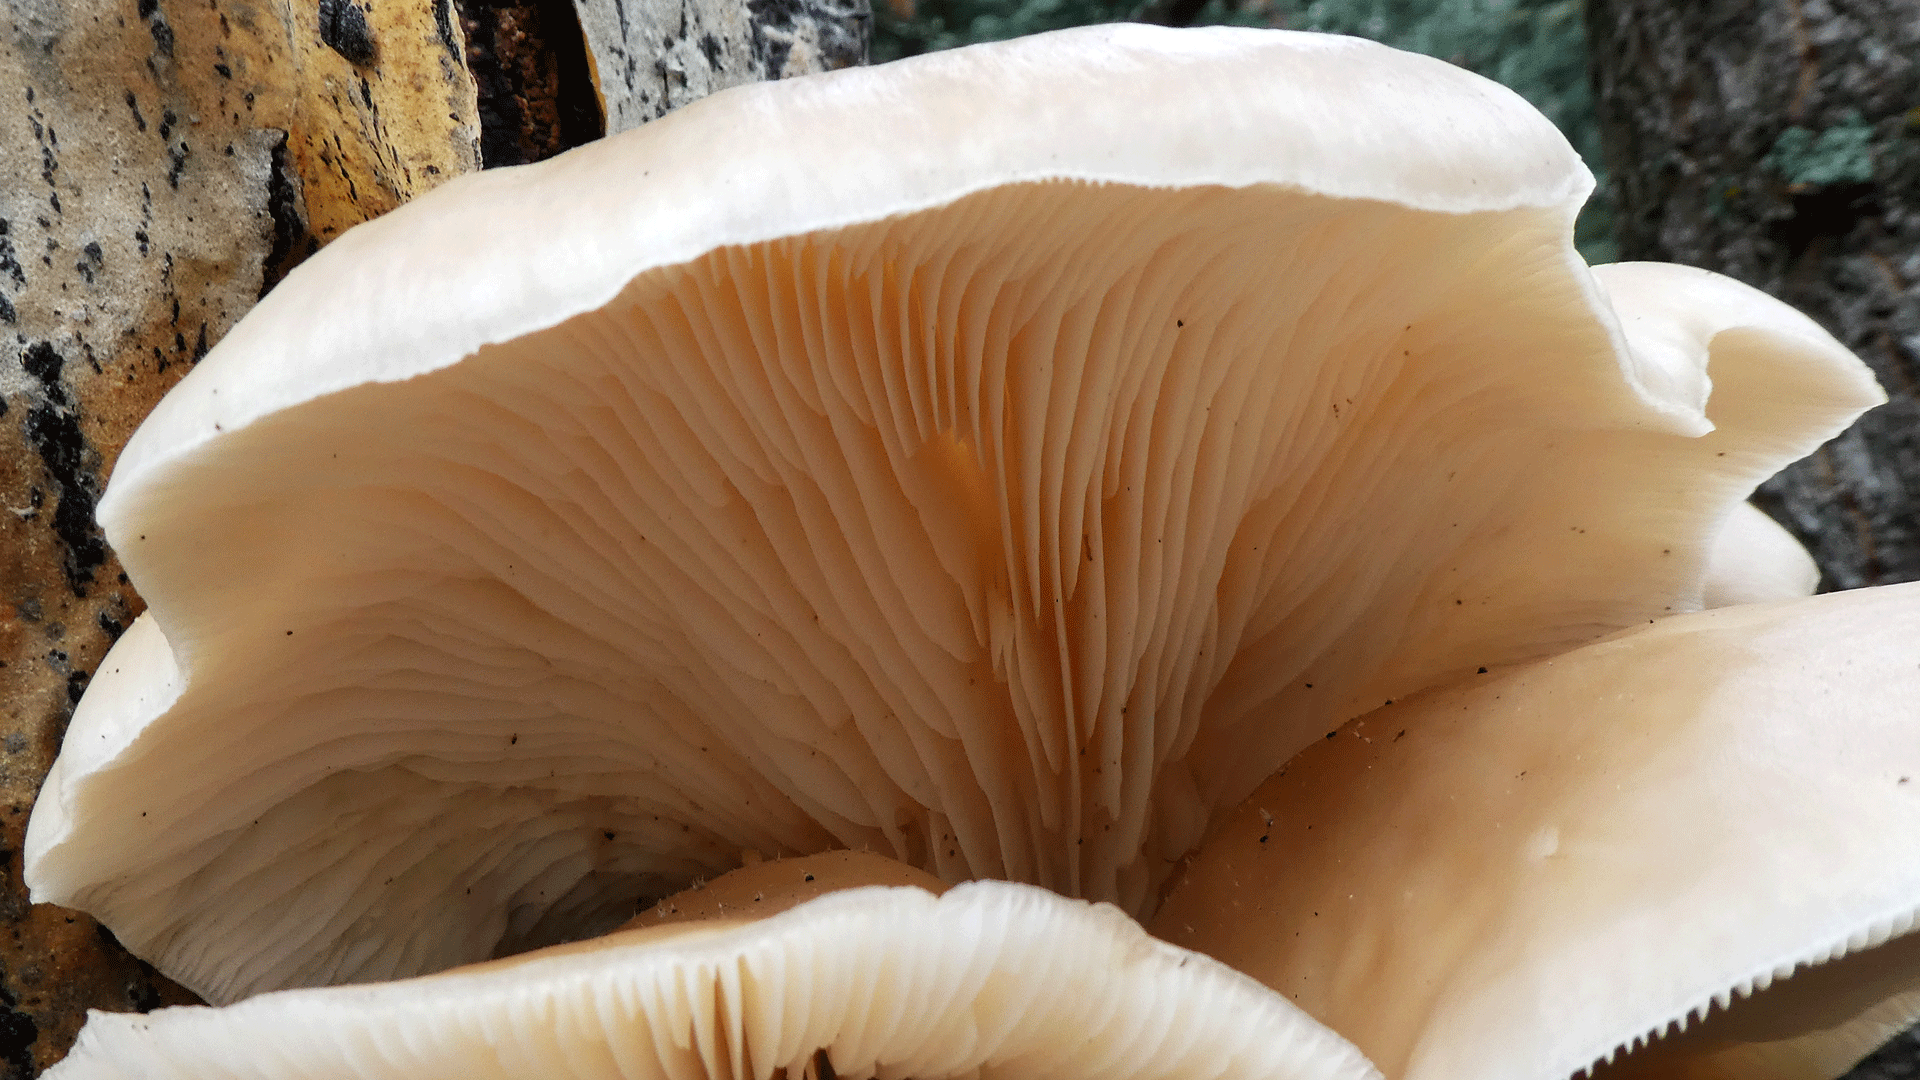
[19,342,108,597]
[319,0,377,65]
[260,132,317,295]
[74,240,103,284]
[0,222,20,287]
[139,0,175,58]
[432,0,460,60]
[148,14,175,57]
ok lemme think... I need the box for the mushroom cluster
[28,23,1920,1080]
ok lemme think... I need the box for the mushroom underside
[25,28,1882,1006]
[28,180,1878,1004]
[46,875,1377,1080]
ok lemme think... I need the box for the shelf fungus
[26,22,1918,1080]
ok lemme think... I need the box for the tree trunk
[1586,0,1920,591]
[1588,2,1920,1075]
[0,0,865,1072]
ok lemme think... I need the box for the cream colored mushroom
[45,852,1376,1080]
[1700,501,1820,608]
[1151,582,1920,1080]
[1590,261,1846,608]
[25,24,1881,1007]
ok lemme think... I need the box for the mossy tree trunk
[1586,0,1920,591]
[0,0,865,1073]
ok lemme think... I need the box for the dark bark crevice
[456,0,606,167]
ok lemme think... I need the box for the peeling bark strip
[574,0,870,133]
[1587,0,1920,591]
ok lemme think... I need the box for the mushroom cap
[1598,927,1920,1080]
[1700,502,1820,609]
[45,874,1378,1080]
[1151,581,1920,1080]
[1590,260,1868,611]
[26,25,1881,1003]
[622,849,952,929]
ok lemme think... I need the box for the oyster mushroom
[43,596,1920,1080]
[1700,501,1821,607]
[1151,583,1920,1080]
[25,24,1882,1010]
[47,851,1378,1080]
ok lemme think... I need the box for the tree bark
[1587,0,1920,590]
[574,0,869,132]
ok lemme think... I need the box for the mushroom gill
[25,25,1882,1005]
[45,852,1377,1080]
